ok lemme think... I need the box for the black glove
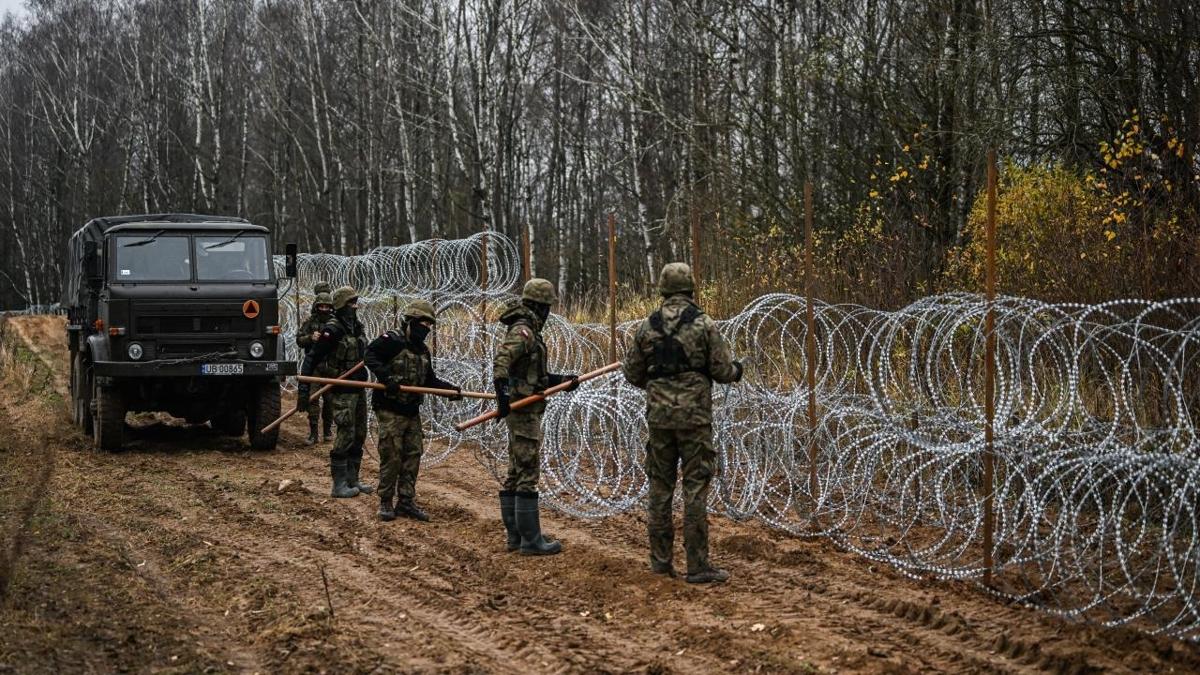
[565,375,580,392]
[448,386,463,402]
[548,373,579,391]
[385,377,401,396]
[494,378,511,418]
[296,385,310,412]
[732,360,745,383]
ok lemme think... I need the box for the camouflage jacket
[493,302,550,414]
[622,294,739,428]
[364,330,456,416]
[296,311,331,352]
[304,312,367,389]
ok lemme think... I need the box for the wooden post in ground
[480,228,489,314]
[983,149,998,587]
[522,221,532,283]
[804,181,818,508]
[690,204,701,293]
[608,214,618,363]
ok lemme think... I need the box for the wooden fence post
[805,181,818,507]
[983,149,998,587]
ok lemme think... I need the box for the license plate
[201,363,243,376]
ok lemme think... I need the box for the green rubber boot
[514,492,561,556]
[499,491,519,552]
[348,459,375,495]
[330,460,360,499]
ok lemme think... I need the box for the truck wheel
[246,381,281,451]
[72,354,94,436]
[93,383,126,452]
[211,409,247,436]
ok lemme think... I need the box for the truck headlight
[249,341,265,359]
[127,342,144,360]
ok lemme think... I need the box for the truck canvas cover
[60,213,249,307]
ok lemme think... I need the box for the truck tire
[72,354,94,436]
[211,409,247,436]
[246,381,281,451]
[93,383,125,452]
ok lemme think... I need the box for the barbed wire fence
[274,226,1200,641]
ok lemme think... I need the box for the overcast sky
[0,0,26,20]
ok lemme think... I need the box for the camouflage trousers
[376,409,424,502]
[307,390,334,428]
[503,412,542,493]
[330,391,367,463]
[645,425,716,574]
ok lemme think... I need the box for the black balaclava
[336,303,358,326]
[524,300,550,324]
[407,318,431,345]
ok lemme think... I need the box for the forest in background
[0,0,1197,311]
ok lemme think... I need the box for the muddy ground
[0,314,1197,674]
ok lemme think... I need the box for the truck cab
[63,214,297,450]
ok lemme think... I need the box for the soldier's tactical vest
[384,347,431,409]
[322,316,365,378]
[507,318,548,397]
[647,304,709,380]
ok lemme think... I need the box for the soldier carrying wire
[300,286,375,499]
[493,278,579,556]
[365,299,463,522]
[295,281,334,445]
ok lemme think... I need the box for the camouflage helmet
[404,299,436,322]
[332,286,359,310]
[658,262,695,296]
[313,281,332,295]
[521,278,557,306]
[314,292,334,309]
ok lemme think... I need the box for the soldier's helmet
[658,262,695,296]
[332,286,359,310]
[404,299,436,323]
[314,292,334,309]
[521,278,557,306]
[313,281,332,295]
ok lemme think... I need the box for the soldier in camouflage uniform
[365,299,463,522]
[493,278,579,555]
[622,263,743,583]
[301,286,375,498]
[296,282,335,445]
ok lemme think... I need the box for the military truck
[62,214,298,451]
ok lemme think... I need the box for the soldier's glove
[494,378,511,418]
[732,360,745,383]
[564,375,580,392]
[447,386,463,402]
[548,373,580,391]
[385,377,401,396]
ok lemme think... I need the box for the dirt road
[1,315,1196,674]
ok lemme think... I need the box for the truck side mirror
[284,242,298,278]
[83,241,102,287]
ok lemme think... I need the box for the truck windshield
[114,235,192,281]
[195,235,270,281]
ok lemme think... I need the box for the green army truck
[62,214,298,451]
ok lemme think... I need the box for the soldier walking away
[296,282,335,445]
[493,278,579,555]
[365,299,463,522]
[300,286,376,498]
[621,263,743,583]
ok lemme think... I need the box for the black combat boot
[514,492,562,556]
[306,421,319,446]
[650,560,677,577]
[347,459,375,495]
[378,495,396,521]
[395,498,430,522]
[322,417,333,442]
[685,567,730,584]
[330,459,360,498]
[499,491,520,552]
